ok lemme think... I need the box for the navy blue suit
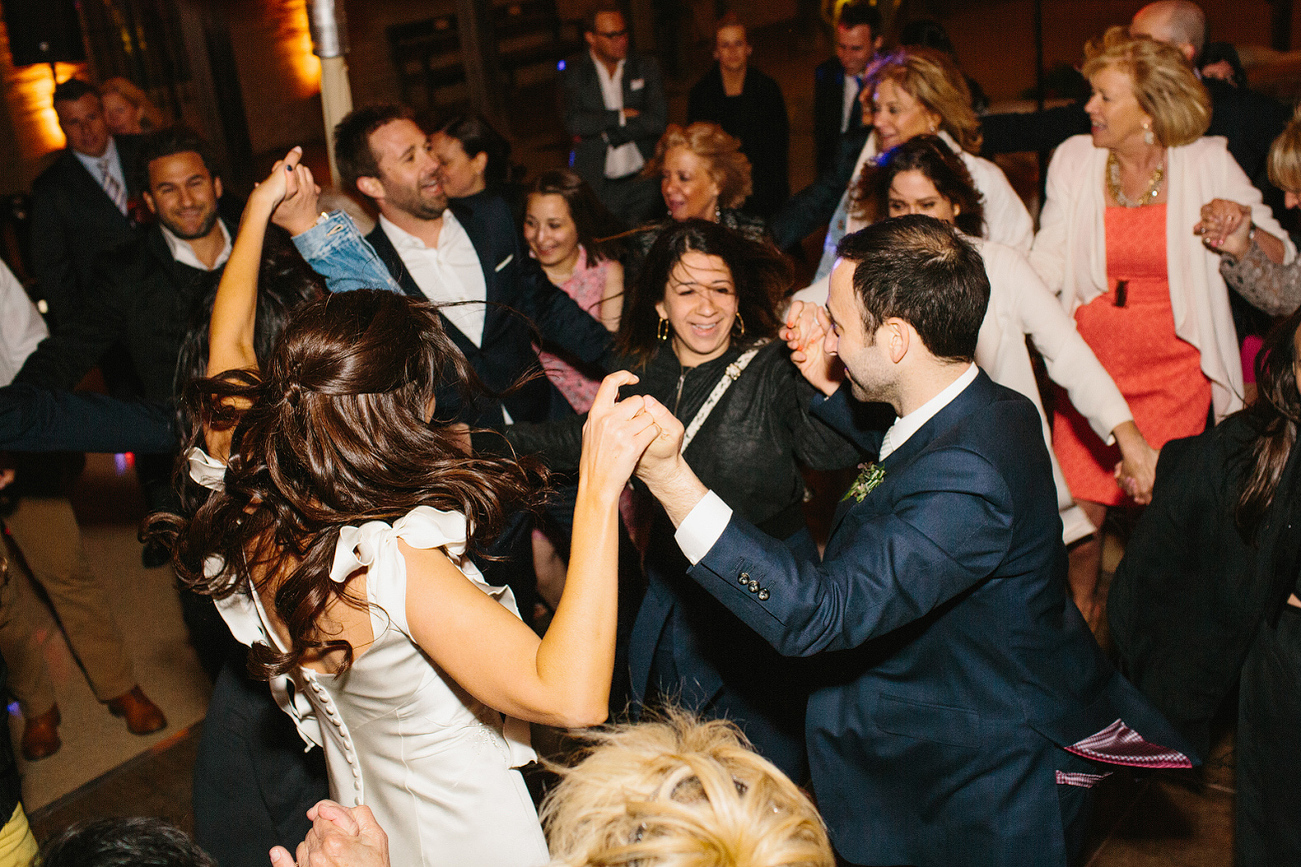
[685,372,1194,866]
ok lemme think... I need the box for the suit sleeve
[607,58,666,149]
[514,248,613,368]
[771,132,864,249]
[14,251,131,391]
[689,445,1015,656]
[0,385,175,453]
[562,65,622,139]
[28,180,77,325]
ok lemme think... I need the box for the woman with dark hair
[431,113,515,200]
[1109,306,1301,865]
[159,149,660,867]
[524,169,625,413]
[796,136,1158,558]
[508,219,860,780]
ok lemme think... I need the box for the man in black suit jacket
[812,2,882,177]
[561,4,666,226]
[29,79,144,326]
[325,104,614,430]
[634,217,1195,866]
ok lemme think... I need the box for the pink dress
[534,246,613,412]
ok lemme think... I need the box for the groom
[634,216,1196,867]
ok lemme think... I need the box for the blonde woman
[1029,26,1294,624]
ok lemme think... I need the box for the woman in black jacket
[1109,305,1301,865]
[508,220,860,780]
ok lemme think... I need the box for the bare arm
[405,372,658,726]
[205,148,317,459]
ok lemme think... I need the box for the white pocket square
[630,78,644,91]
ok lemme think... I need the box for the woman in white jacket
[1028,27,1293,623]
[810,47,1033,282]
[795,135,1157,556]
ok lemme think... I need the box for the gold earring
[658,317,670,341]
[734,312,745,336]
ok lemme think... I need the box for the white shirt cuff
[674,490,733,566]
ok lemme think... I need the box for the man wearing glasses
[562,2,666,226]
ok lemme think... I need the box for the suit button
[748,580,759,593]
[739,572,750,585]
[758,589,770,601]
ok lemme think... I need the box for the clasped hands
[782,300,845,397]
[580,371,686,498]
[1194,197,1253,261]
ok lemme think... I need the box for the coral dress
[1052,204,1211,506]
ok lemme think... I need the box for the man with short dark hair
[634,216,1196,867]
[812,2,882,176]
[29,78,144,325]
[562,3,666,225]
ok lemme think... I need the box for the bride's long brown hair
[156,289,544,678]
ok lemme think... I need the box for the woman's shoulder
[719,209,768,240]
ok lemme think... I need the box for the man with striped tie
[29,78,145,327]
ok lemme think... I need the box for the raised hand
[581,371,659,501]
[782,300,843,396]
[247,146,303,216]
[271,161,323,238]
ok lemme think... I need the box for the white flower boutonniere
[843,462,886,503]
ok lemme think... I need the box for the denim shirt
[291,210,402,295]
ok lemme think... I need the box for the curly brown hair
[851,135,985,236]
[157,290,544,679]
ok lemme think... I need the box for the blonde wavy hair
[1081,26,1210,147]
[99,77,166,132]
[1268,104,1301,193]
[541,711,834,867]
[865,47,981,154]
[644,123,752,209]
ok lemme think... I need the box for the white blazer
[1028,134,1295,420]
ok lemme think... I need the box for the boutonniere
[843,462,886,503]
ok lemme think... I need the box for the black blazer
[28,135,145,325]
[365,192,613,428]
[812,58,863,177]
[562,51,667,189]
[15,220,226,404]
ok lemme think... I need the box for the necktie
[99,157,127,215]
[847,76,864,132]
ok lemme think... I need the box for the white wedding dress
[189,448,550,867]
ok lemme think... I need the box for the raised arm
[404,371,659,727]
[205,147,316,459]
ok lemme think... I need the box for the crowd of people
[1,0,1299,865]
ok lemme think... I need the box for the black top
[687,65,791,218]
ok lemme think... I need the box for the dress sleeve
[1220,236,1301,317]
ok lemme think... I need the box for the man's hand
[269,801,389,867]
[783,300,843,396]
[582,371,659,503]
[634,395,709,527]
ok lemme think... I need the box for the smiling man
[633,216,1197,867]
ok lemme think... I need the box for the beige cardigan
[1029,134,1294,420]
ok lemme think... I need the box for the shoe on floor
[20,705,61,761]
[105,686,167,735]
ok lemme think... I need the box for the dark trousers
[1236,605,1301,866]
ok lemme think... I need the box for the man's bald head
[1131,1,1206,64]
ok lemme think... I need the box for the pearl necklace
[1107,151,1165,208]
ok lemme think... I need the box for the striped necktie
[99,157,127,215]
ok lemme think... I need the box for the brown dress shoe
[20,705,61,761]
[105,686,167,735]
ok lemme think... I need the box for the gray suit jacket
[562,51,666,188]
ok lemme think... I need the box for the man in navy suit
[29,78,144,326]
[635,216,1196,867]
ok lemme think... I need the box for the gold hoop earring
[658,317,671,341]
[734,312,745,337]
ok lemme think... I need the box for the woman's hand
[783,300,844,397]
[580,371,659,503]
[1195,198,1253,261]
[271,162,323,238]
[1111,420,1158,504]
[269,801,390,867]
